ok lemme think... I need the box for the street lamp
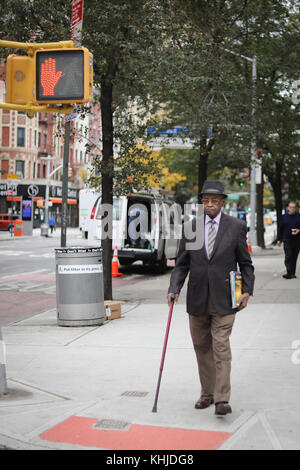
[222,49,258,245]
[249,55,258,247]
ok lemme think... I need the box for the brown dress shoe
[215,402,232,415]
[195,397,214,409]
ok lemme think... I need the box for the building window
[1,159,9,178]
[15,160,25,178]
[17,127,25,147]
[2,127,9,146]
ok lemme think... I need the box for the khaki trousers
[189,294,235,404]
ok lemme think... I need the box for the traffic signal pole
[61,120,70,247]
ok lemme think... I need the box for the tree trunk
[256,180,265,248]
[100,76,114,300]
[265,161,283,238]
[197,152,208,203]
[197,133,214,203]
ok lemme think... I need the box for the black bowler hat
[200,180,227,198]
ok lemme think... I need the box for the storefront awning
[50,198,77,205]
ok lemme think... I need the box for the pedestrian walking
[167,180,255,416]
[277,201,300,279]
[48,216,56,235]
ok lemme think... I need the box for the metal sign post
[60,0,84,248]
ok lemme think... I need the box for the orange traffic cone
[247,235,252,254]
[112,246,123,277]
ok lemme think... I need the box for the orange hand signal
[40,58,63,96]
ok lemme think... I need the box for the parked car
[87,190,182,273]
[0,214,19,232]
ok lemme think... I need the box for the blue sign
[147,126,189,136]
[66,106,78,122]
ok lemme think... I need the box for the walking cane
[152,294,176,413]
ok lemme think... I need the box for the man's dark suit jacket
[168,212,255,316]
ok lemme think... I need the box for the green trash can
[55,247,104,327]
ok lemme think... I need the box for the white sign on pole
[255,162,262,184]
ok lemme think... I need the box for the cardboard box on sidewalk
[104,300,122,320]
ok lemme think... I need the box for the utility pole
[61,119,70,248]
[249,55,258,246]
[221,48,258,246]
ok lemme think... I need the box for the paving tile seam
[8,378,72,401]
[0,432,53,450]
[219,410,283,450]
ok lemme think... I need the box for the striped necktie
[207,220,216,258]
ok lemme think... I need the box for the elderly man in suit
[167,180,255,416]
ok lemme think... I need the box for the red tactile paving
[39,415,231,450]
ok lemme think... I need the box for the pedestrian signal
[6,54,35,105]
[5,47,93,107]
[35,48,93,104]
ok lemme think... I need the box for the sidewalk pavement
[0,228,299,450]
[0,226,83,242]
[1,268,300,451]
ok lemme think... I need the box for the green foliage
[1,1,299,202]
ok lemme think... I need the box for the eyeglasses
[202,198,223,204]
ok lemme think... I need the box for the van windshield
[96,197,123,221]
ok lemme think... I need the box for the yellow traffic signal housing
[5,47,93,107]
[35,48,93,104]
[6,54,35,105]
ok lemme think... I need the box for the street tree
[0,0,170,300]
[156,1,299,248]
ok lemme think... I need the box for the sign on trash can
[55,247,104,326]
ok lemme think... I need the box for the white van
[87,190,182,273]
